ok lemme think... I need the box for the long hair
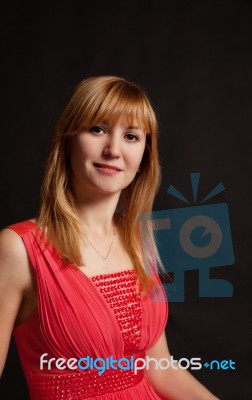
[38,76,162,289]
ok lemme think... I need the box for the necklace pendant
[83,228,116,260]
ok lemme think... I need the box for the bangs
[74,79,157,136]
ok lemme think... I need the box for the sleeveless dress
[9,221,168,400]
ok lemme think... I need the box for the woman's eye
[89,126,105,134]
[125,133,138,142]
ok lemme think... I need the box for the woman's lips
[94,163,122,175]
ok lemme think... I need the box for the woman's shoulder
[0,220,36,276]
[6,219,37,237]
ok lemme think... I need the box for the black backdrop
[0,1,251,399]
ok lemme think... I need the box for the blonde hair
[38,76,161,289]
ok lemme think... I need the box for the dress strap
[7,220,36,237]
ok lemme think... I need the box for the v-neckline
[27,220,144,352]
[29,220,137,282]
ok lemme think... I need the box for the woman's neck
[74,192,121,235]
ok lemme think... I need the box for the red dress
[9,221,168,400]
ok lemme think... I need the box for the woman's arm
[145,331,220,400]
[0,228,31,376]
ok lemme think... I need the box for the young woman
[0,76,219,399]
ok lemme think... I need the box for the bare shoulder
[0,228,32,291]
[0,228,33,376]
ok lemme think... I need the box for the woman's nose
[103,134,121,158]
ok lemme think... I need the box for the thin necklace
[83,228,116,260]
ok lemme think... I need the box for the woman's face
[69,115,146,200]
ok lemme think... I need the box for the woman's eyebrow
[95,121,145,133]
[127,126,145,132]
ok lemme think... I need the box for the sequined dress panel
[10,221,168,400]
[91,271,142,356]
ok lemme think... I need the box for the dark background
[0,1,251,399]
